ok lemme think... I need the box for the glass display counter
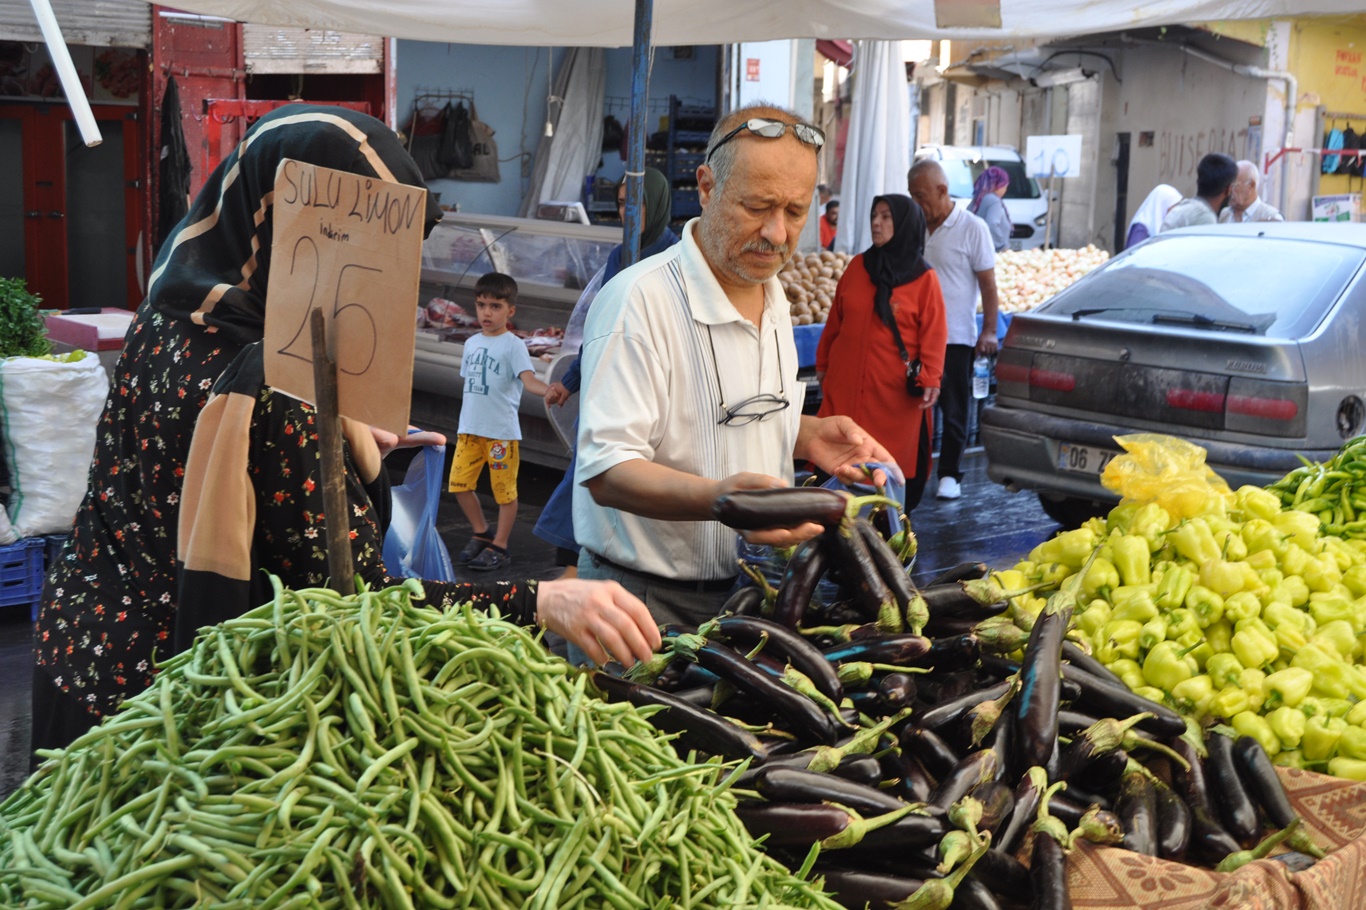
[410,213,622,467]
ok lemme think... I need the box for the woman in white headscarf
[1125,184,1182,249]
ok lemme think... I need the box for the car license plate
[1058,443,1119,475]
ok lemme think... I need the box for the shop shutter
[0,0,151,48]
[242,25,383,75]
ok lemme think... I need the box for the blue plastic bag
[382,444,457,582]
[735,462,910,591]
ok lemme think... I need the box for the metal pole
[1043,163,1057,250]
[27,0,101,146]
[623,0,653,267]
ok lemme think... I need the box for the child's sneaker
[468,545,510,572]
[458,535,493,564]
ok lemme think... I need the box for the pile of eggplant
[596,488,1333,910]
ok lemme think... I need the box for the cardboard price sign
[263,159,427,435]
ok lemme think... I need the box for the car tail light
[995,350,1031,399]
[1224,378,1306,437]
[1030,367,1076,392]
[1166,389,1226,413]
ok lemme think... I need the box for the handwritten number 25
[277,236,381,376]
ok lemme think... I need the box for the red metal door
[1,104,144,311]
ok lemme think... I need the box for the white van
[913,145,1050,250]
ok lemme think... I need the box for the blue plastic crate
[0,537,45,621]
[44,533,69,570]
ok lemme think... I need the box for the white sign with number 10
[1024,134,1084,180]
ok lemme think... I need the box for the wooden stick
[311,308,354,595]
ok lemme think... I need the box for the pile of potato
[994,245,1109,314]
[780,251,850,325]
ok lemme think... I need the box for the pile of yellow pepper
[1000,482,1366,782]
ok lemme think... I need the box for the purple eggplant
[713,614,843,703]
[712,487,850,530]
[753,766,909,816]
[588,671,768,761]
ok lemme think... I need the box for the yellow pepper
[1096,620,1144,663]
[1302,716,1347,762]
[1241,518,1286,558]
[1142,640,1198,690]
[1273,509,1322,551]
[1154,563,1194,610]
[1328,756,1366,780]
[1031,527,1098,570]
[1074,600,1112,639]
[1170,674,1216,717]
[1236,485,1284,522]
[1214,528,1250,562]
[1133,684,1169,705]
[1309,590,1360,632]
[1184,585,1225,627]
[1211,685,1251,719]
[1200,559,1263,598]
[1336,724,1366,761]
[1128,502,1174,548]
[1261,601,1311,651]
[1170,518,1222,565]
[1269,575,1310,609]
[1081,557,1120,601]
[1321,536,1356,572]
[1341,564,1366,598]
[1108,658,1145,692]
[1280,543,1312,578]
[1347,701,1366,727]
[1110,586,1159,624]
[1111,534,1151,587]
[1138,617,1168,651]
[1303,555,1343,594]
[1205,618,1234,655]
[1231,711,1280,757]
[1223,591,1263,624]
[1262,667,1314,710]
[1240,667,1268,712]
[1273,749,1307,769]
[1292,643,1364,700]
[1266,706,1307,750]
[1231,620,1279,670]
[1206,653,1245,688]
[1311,620,1356,660]
[1245,549,1278,572]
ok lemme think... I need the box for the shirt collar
[933,204,965,234]
[678,219,785,327]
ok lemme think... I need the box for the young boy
[448,273,548,570]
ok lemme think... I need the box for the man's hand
[975,331,999,357]
[544,381,571,408]
[370,426,447,458]
[535,578,662,667]
[797,415,904,486]
[714,472,824,547]
[920,386,941,410]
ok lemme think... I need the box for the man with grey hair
[1219,160,1285,224]
[571,103,900,630]
[908,158,1000,501]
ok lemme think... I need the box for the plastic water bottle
[972,356,991,399]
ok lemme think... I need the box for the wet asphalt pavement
[0,447,1060,801]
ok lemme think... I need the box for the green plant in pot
[0,277,51,359]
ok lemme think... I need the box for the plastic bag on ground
[382,444,457,582]
[1100,433,1231,521]
[0,354,107,542]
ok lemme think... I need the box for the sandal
[457,534,493,564]
[467,545,511,572]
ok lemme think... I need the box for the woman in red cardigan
[815,194,947,510]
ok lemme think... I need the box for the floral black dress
[31,105,443,755]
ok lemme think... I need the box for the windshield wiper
[1151,312,1260,333]
[1069,308,1114,320]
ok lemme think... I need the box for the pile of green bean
[1266,434,1366,537]
[0,578,842,909]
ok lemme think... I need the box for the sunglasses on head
[705,118,826,164]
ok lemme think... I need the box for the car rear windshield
[1036,234,1366,340]
[939,158,1041,200]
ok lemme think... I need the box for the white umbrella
[833,40,911,255]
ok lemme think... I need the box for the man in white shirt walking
[1219,160,1285,224]
[907,159,1001,501]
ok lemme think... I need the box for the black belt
[587,551,738,594]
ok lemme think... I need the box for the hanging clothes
[155,75,191,256]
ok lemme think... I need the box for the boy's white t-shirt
[458,332,534,440]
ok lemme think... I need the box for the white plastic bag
[0,355,108,541]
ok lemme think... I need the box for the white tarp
[137,0,1365,47]
[834,40,912,255]
[520,48,607,218]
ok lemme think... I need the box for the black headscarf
[147,104,441,347]
[861,194,931,336]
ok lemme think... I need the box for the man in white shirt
[573,104,898,628]
[1160,153,1237,231]
[907,159,1000,501]
[1219,160,1285,224]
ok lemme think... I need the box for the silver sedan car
[982,222,1366,527]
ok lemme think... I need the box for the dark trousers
[937,344,975,481]
[904,416,933,512]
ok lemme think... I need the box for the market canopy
[144,0,1363,46]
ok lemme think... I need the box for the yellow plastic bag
[1100,433,1232,520]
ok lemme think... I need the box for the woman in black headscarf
[34,106,661,755]
[814,194,948,510]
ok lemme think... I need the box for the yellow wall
[1289,16,1366,196]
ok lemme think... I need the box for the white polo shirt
[923,205,996,346]
[574,220,803,581]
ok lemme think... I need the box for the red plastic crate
[0,536,45,621]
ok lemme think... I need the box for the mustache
[742,239,789,257]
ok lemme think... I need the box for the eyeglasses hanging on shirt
[706,325,791,427]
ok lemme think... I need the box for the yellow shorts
[448,434,520,504]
